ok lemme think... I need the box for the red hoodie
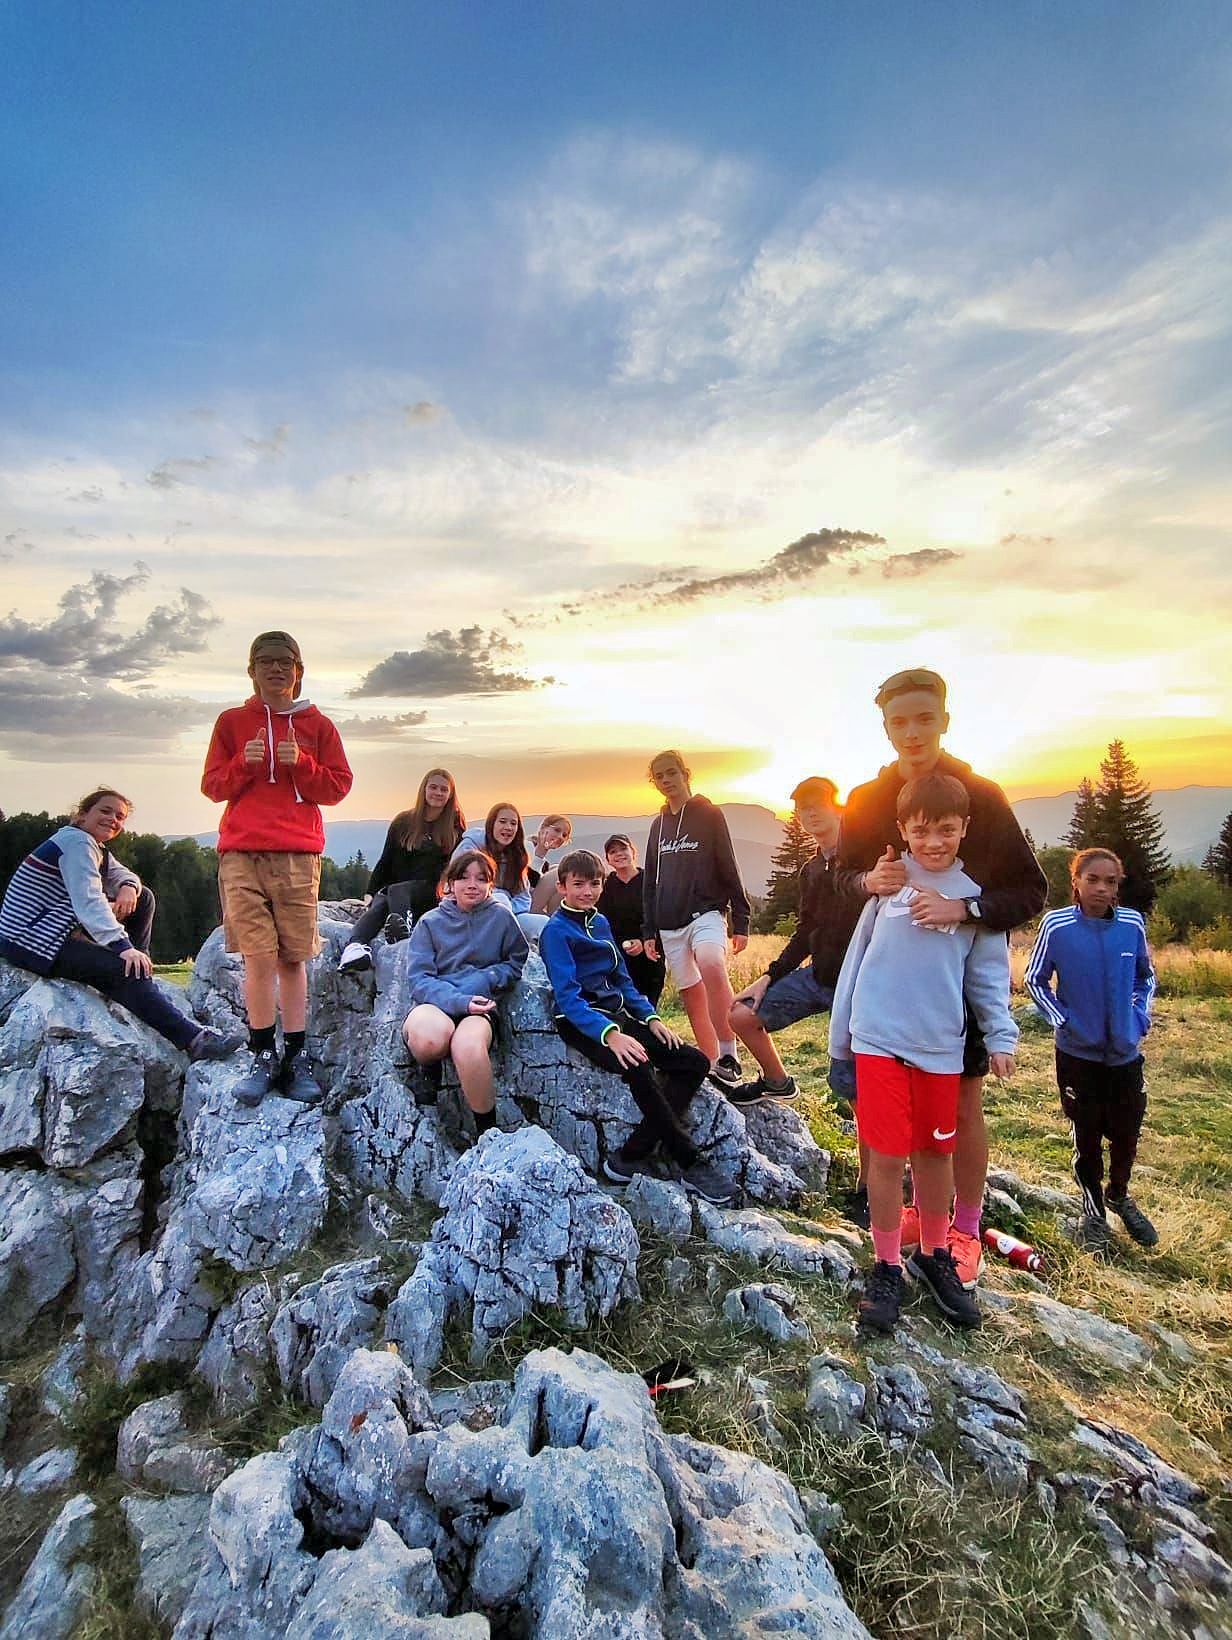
[201,696,353,853]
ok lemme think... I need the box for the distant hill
[176,787,1232,888]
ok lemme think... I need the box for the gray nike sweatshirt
[828,855,1018,1075]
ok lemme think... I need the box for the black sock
[250,1024,276,1054]
[283,1030,306,1062]
[474,1108,496,1134]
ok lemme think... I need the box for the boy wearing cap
[202,632,353,1106]
[728,777,863,1106]
[837,667,1045,1284]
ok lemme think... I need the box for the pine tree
[1023,827,1036,853]
[1090,740,1171,914]
[1204,811,1232,886]
[762,814,816,927]
[1064,778,1099,849]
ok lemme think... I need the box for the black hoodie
[642,794,750,939]
[837,751,1046,934]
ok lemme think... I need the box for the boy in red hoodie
[202,631,352,1105]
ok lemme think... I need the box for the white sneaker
[338,941,373,974]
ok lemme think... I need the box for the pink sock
[952,1197,982,1239]
[871,1225,903,1266]
[919,1211,950,1255]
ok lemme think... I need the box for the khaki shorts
[218,851,322,961]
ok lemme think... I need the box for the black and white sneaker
[382,913,410,945]
[600,1144,657,1185]
[1107,1195,1159,1247]
[726,1074,798,1108]
[858,1260,904,1333]
[1072,1212,1112,1251]
[906,1246,981,1330]
[706,1053,743,1092]
[338,941,373,975]
[678,1159,735,1204]
[187,1025,245,1063]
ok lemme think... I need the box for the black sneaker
[233,1047,281,1108]
[188,1026,245,1063]
[706,1053,742,1092]
[1107,1195,1158,1247]
[600,1144,657,1185]
[678,1159,735,1204]
[858,1260,904,1333]
[338,941,373,975]
[906,1246,981,1330]
[1073,1212,1112,1251]
[382,913,410,945]
[727,1075,799,1107]
[842,1184,871,1230]
[279,1053,323,1105]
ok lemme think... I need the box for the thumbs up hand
[276,719,300,766]
[244,726,267,765]
[864,843,907,896]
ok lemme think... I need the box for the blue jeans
[51,935,199,1051]
[755,966,834,1034]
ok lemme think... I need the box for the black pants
[557,1011,707,1165]
[625,950,666,1009]
[1057,1049,1147,1218]
[348,881,421,946]
[50,930,199,1051]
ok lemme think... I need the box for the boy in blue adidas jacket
[1025,847,1158,1250]
[538,850,732,1203]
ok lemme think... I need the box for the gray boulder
[871,1362,933,1441]
[957,1417,1033,1497]
[284,1521,487,1639]
[722,1281,811,1344]
[14,1447,78,1495]
[122,1493,213,1626]
[621,1172,694,1245]
[117,1391,236,1492]
[0,1168,77,1349]
[806,1355,867,1440]
[1026,1294,1152,1371]
[386,1127,640,1374]
[695,1201,860,1285]
[270,1257,394,1406]
[1071,1418,1205,1508]
[337,1071,460,1210]
[197,1276,286,1411]
[1152,1525,1232,1594]
[0,1493,96,1640]
[41,1327,87,1418]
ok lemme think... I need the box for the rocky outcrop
[386,1128,640,1375]
[122,1494,213,1628]
[0,1494,96,1640]
[117,1392,236,1492]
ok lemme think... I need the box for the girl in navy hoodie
[1026,848,1158,1250]
[403,850,528,1135]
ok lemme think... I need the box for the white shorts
[658,910,729,989]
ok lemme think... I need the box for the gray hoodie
[406,896,528,1020]
[828,855,1017,1075]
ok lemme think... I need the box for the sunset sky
[2,2,1229,833]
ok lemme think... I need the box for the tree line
[758,740,1232,945]
[0,811,371,964]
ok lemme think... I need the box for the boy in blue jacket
[1025,848,1158,1250]
[539,850,733,1203]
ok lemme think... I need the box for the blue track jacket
[1025,905,1155,1065]
[539,904,660,1044]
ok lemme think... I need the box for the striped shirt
[0,826,140,975]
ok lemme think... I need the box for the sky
[2,1,1229,833]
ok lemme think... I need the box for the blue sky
[2,2,1229,828]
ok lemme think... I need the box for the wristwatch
[963,897,983,921]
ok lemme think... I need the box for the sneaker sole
[681,1179,735,1205]
[706,1073,742,1094]
[338,960,373,975]
[905,1254,981,1327]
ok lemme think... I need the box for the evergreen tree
[1204,811,1232,886]
[1063,778,1099,849]
[1023,827,1036,853]
[1090,740,1170,914]
[762,814,816,927]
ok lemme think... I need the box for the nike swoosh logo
[933,1127,957,1141]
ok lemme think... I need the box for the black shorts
[962,1005,990,1079]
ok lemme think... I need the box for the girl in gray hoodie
[403,850,528,1135]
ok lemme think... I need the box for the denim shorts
[755,966,834,1034]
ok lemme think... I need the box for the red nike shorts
[854,1053,960,1157]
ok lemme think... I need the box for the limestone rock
[695,1201,860,1285]
[722,1281,811,1344]
[337,1071,459,1210]
[284,1521,484,1639]
[1071,1419,1205,1508]
[957,1417,1033,1497]
[985,1167,1076,1215]
[197,1277,284,1410]
[270,1258,394,1406]
[1026,1294,1152,1371]
[805,1355,867,1439]
[871,1362,933,1441]
[14,1447,78,1495]
[117,1392,235,1492]
[0,1493,96,1640]
[1153,1526,1232,1593]
[386,1128,640,1374]
[0,1168,77,1349]
[121,1493,213,1626]
[947,1361,1026,1424]
[0,1381,9,1443]
[621,1172,694,1245]
[41,1327,87,1418]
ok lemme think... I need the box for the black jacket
[642,795,750,938]
[766,850,864,991]
[367,829,458,919]
[837,751,1046,934]
[598,868,647,945]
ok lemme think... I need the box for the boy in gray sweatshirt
[830,773,1017,1334]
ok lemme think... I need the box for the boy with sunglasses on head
[202,631,352,1107]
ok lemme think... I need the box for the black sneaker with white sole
[858,1260,904,1333]
[727,1074,799,1108]
[338,941,373,975]
[706,1053,743,1092]
[906,1246,981,1329]
[600,1144,657,1185]
[382,913,410,944]
[677,1160,735,1204]
[1106,1195,1159,1247]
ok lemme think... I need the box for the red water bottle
[983,1228,1043,1272]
